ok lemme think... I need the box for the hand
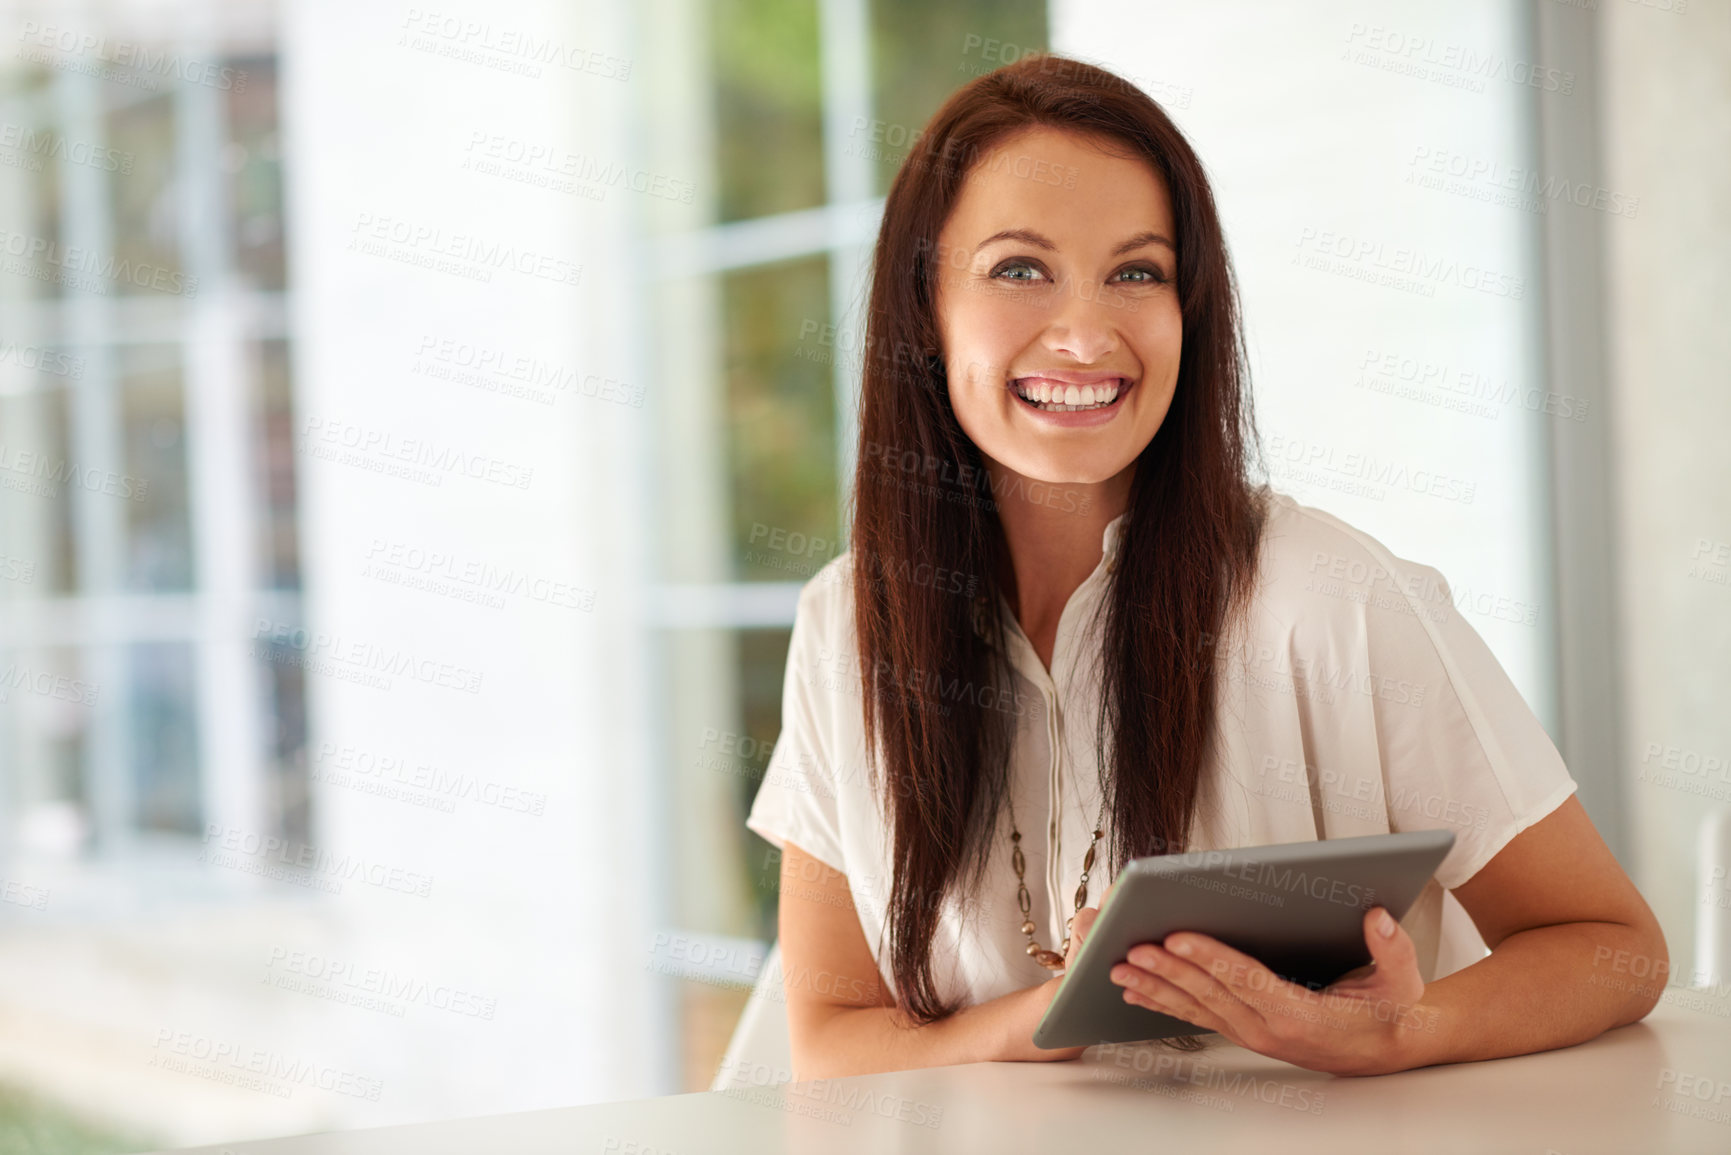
[1003,880,1118,1063]
[1107,906,1434,1076]
[1060,877,1115,976]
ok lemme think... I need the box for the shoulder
[796,550,855,618]
[1249,490,1454,635]
[785,551,858,667]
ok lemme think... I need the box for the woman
[745,53,1665,1079]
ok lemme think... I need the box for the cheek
[944,291,1034,381]
[1132,301,1184,365]
[1128,308,1183,408]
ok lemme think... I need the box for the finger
[1114,965,1235,1038]
[1158,934,1306,1005]
[1063,905,1100,971]
[1127,941,1273,1041]
[1153,934,1326,1040]
[1355,906,1424,1002]
[1306,910,1417,999]
[1164,931,1394,1044]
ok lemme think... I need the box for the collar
[1101,511,1128,570]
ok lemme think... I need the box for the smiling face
[933,125,1182,488]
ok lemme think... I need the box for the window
[644,0,1047,1091]
[0,39,304,879]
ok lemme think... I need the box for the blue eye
[990,260,1046,282]
[1115,264,1169,285]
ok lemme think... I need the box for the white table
[154,1000,1731,1154]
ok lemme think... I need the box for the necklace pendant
[1033,949,1066,970]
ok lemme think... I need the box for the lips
[1012,375,1131,412]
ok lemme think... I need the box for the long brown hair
[850,54,1267,1024]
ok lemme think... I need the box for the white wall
[279,0,659,1126]
[1599,1,1731,982]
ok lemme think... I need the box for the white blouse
[746,491,1577,1009]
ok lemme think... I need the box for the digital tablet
[1031,829,1455,1049]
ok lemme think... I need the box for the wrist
[1385,988,1448,1072]
[996,977,1061,1062]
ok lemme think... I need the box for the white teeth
[1012,378,1128,412]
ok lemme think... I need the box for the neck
[987,459,1133,651]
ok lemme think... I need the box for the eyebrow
[974,227,1175,256]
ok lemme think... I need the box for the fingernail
[1170,939,1192,957]
[1377,909,1396,937]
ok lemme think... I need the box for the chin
[1002,445,1139,488]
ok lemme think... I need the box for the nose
[1040,276,1121,364]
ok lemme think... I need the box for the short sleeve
[745,569,850,875]
[1368,561,1578,891]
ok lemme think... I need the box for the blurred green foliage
[721,256,838,582]
[0,1085,146,1155]
[713,0,825,221]
[870,0,1047,195]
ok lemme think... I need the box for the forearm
[793,980,1057,1079]
[1400,919,1668,1068]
